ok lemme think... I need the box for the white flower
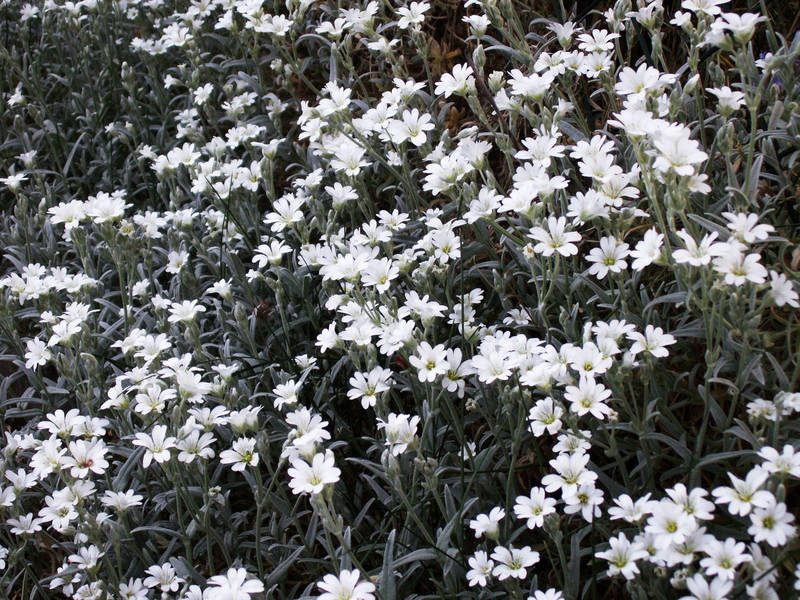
[595,532,648,580]
[630,229,663,271]
[68,545,104,571]
[409,342,448,382]
[316,323,341,353]
[608,107,658,137]
[748,499,796,547]
[377,413,419,455]
[193,83,214,105]
[166,250,190,274]
[746,580,779,600]
[769,271,799,307]
[758,445,800,478]
[679,573,732,600]
[119,578,147,600]
[463,14,489,36]
[708,87,746,115]
[713,12,766,44]
[177,430,216,463]
[396,1,429,29]
[645,499,697,546]
[434,64,474,97]
[387,108,434,147]
[101,490,143,512]
[608,493,653,522]
[566,190,609,224]
[38,408,85,437]
[7,83,24,107]
[132,425,176,468]
[131,280,150,297]
[348,367,393,409]
[712,248,768,286]
[263,195,305,232]
[471,351,512,384]
[542,450,597,497]
[144,563,183,593]
[377,319,415,356]
[8,513,43,535]
[628,325,675,359]
[563,483,604,522]
[423,153,471,195]
[681,0,728,17]
[528,216,581,257]
[652,125,707,176]
[528,397,564,437]
[469,507,504,540]
[779,391,800,414]
[712,468,773,516]
[615,63,672,97]
[325,182,358,209]
[48,200,87,234]
[362,258,399,292]
[366,37,399,54]
[1,172,28,192]
[515,129,565,167]
[48,319,81,347]
[64,439,109,478]
[207,567,264,600]
[220,438,259,472]
[549,20,577,47]
[577,28,619,53]
[528,590,564,600]
[673,229,724,266]
[273,380,301,410]
[24,338,52,370]
[432,228,461,263]
[168,299,206,323]
[568,341,612,377]
[287,452,340,495]
[565,377,613,420]
[666,483,715,521]
[749,542,777,585]
[699,537,750,581]
[466,551,493,587]
[490,545,540,580]
[253,241,291,267]
[85,191,130,223]
[508,69,555,101]
[316,569,375,600]
[441,348,471,398]
[29,437,66,479]
[514,487,556,528]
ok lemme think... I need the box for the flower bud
[472,45,486,76]
[684,73,700,95]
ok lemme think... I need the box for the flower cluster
[0,0,799,598]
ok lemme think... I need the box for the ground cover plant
[1,0,800,598]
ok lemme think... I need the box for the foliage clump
[0,0,799,598]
